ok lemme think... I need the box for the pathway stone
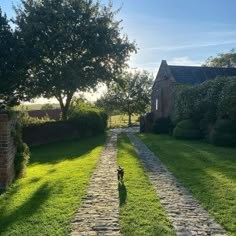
[71,133,120,236]
[127,133,227,236]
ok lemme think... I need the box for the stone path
[128,133,226,236]
[71,133,120,236]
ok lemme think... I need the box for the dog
[117,166,124,181]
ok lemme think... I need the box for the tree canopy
[98,71,153,126]
[0,8,24,107]
[15,0,136,119]
[203,48,236,68]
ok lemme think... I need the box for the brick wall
[151,61,176,121]
[0,111,16,192]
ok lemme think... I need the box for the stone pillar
[0,111,16,192]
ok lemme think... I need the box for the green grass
[0,135,106,236]
[138,133,236,236]
[117,134,175,236]
[108,114,139,128]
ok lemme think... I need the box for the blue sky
[1,0,236,75]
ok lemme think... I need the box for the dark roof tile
[169,65,236,85]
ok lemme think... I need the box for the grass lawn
[138,133,236,236]
[117,134,175,236]
[0,135,106,236]
[108,114,139,128]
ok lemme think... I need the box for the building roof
[169,64,236,85]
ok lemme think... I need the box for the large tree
[14,0,136,120]
[0,8,24,107]
[98,71,153,126]
[204,48,236,68]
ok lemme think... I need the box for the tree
[14,0,136,120]
[204,48,236,67]
[0,8,24,107]
[99,71,153,126]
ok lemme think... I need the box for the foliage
[14,0,136,120]
[98,71,153,126]
[12,121,30,178]
[69,111,107,134]
[139,133,236,235]
[0,8,25,107]
[204,48,236,67]
[108,114,139,128]
[210,119,236,147]
[152,117,173,134]
[174,77,236,136]
[18,111,53,127]
[118,134,175,236]
[0,135,105,235]
[40,103,54,110]
[173,119,202,140]
[68,97,108,133]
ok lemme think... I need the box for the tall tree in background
[14,0,136,120]
[204,48,236,67]
[98,71,153,126]
[0,8,24,107]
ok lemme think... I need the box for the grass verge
[138,133,236,236]
[108,114,139,128]
[117,134,175,236]
[0,135,106,236]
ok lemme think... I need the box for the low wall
[0,111,16,192]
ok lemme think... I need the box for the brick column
[0,111,16,192]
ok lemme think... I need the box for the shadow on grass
[118,181,127,207]
[30,134,106,164]
[0,183,51,234]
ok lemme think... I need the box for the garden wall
[0,111,16,191]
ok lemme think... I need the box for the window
[155,98,158,111]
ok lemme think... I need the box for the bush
[12,122,30,178]
[69,111,108,134]
[210,119,236,146]
[18,111,53,126]
[152,117,173,134]
[173,119,202,140]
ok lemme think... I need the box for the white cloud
[168,57,203,66]
[144,40,236,52]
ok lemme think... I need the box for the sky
[1,0,236,102]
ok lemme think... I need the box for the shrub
[210,119,236,146]
[174,77,236,136]
[18,111,53,126]
[12,122,30,178]
[69,111,108,134]
[152,117,173,134]
[173,119,202,140]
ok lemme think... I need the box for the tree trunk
[56,92,74,121]
[61,106,69,121]
[128,113,132,127]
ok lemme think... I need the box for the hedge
[152,117,173,134]
[23,111,108,146]
[173,119,202,140]
[210,119,236,147]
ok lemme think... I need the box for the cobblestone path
[71,133,120,236]
[128,133,226,236]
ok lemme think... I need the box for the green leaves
[204,48,236,68]
[15,0,136,119]
[98,71,153,125]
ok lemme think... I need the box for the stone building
[151,60,236,121]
